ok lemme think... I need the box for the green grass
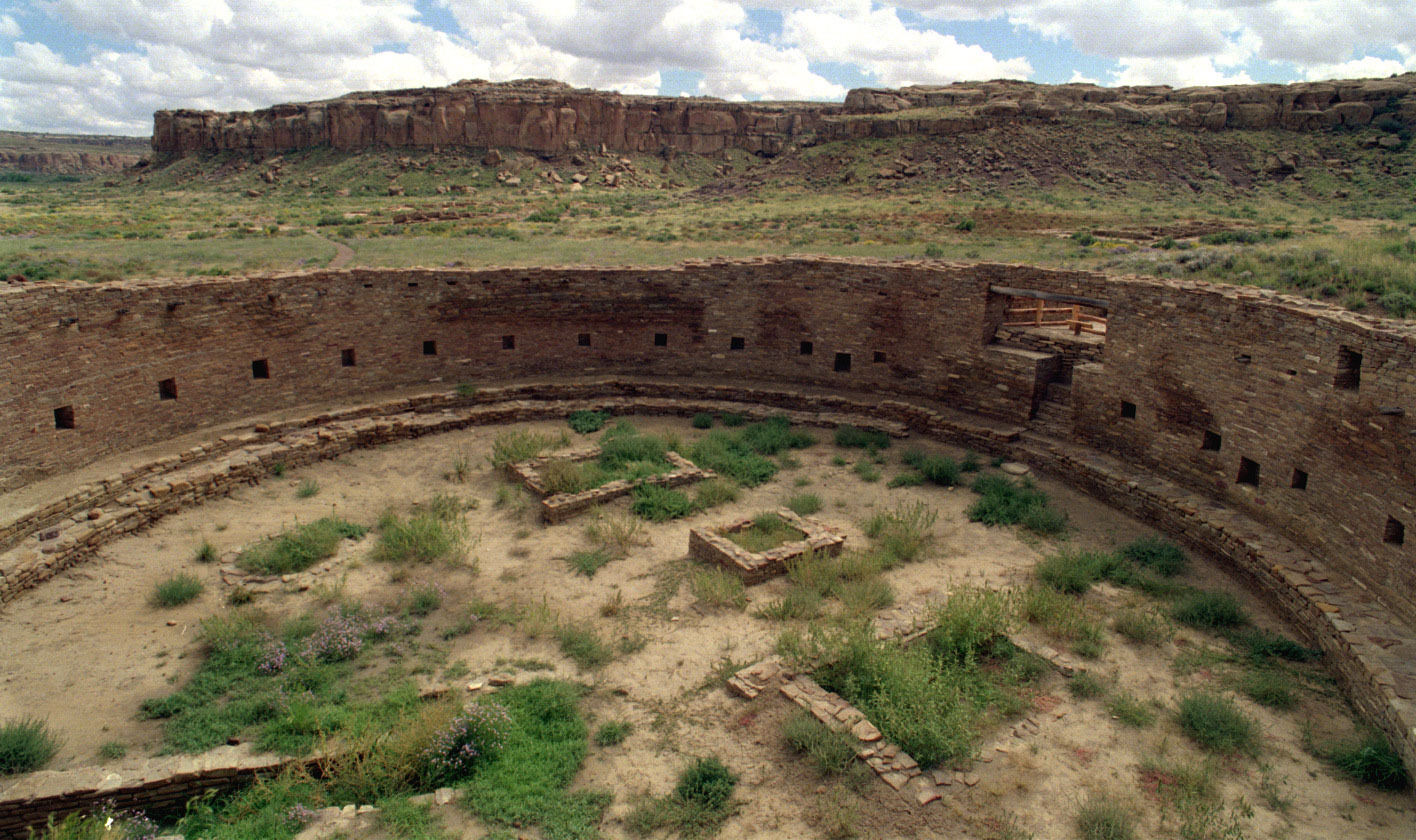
[1226,627,1320,663]
[566,549,613,577]
[627,757,738,838]
[1105,692,1156,727]
[1018,586,1105,656]
[1068,671,1106,699]
[1111,607,1168,645]
[783,711,857,775]
[688,417,813,487]
[691,567,748,610]
[1176,692,1258,754]
[901,449,961,486]
[887,471,925,487]
[236,517,367,575]
[152,572,204,607]
[1320,731,1411,791]
[834,424,891,449]
[724,512,803,552]
[195,539,218,564]
[1119,536,1188,576]
[594,721,633,747]
[861,501,937,564]
[967,475,1067,535]
[295,478,320,499]
[0,716,61,774]
[1075,793,1136,840]
[1034,550,1124,595]
[372,511,464,564]
[97,740,127,760]
[756,586,825,621]
[567,409,609,433]
[691,412,714,429]
[1173,591,1249,629]
[630,484,696,521]
[694,477,739,508]
[785,492,822,515]
[490,428,566,467]
[1240,669,1297,709]
[852,461,880,482]
[555,622,614,670]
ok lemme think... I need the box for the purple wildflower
[422,701,513,780]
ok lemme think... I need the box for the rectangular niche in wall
[1236,457,1260,486]
[158,378,178,400]
[873,351,887,363]
[730,336,745,350]
[1334,346,1362,390]
[834,352,852,373]
[502,335,515,350]
[1201,430,1222,451]
[423,340,437,356]
[654,332,668,347]
[53,405,75,430]
[799,341,813,356]
[1385,516,1406,546]
[1291,468,1308,490]
[251,359,270,379]
[1120,400,1137,419]
[341,348,356,367]
[578,333,592,347]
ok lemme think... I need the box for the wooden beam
[990,285,1110,310]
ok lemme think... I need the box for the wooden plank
[992,285,1110,309]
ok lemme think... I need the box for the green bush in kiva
[1176,692,1258,754]
[1324,731,1411,791]
[0,717,61,774]
[567,410,609,434]
[630,485,696,522]
[1119,536,1188,577]
[834,424,891,449]
[236,517,367,575]
[1173,591,1249,629]
[967,475,1067,535]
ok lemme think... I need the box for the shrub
[1119,536,1187,577]
[630,485,695,521]
[968,475,1066,534]
[688,430,777,487]
[1177,692,1258,753]
[674,757,737,811]
[1076,793,1135,840]
[490,428,563,467]
[861,502,937,565]
[567,410,609,434]
[786,492,822,515]
[1173,591,1249,629]
[719,412,745,427]
[1111,608,1167,645]
[152,573,204,607]
[691,567,747,610]
[1240,669,1296,709]
[926,587,1013,665]
[834,424,891,449]
[595,721,632,747]
[694,478,739,509]
[691,412,714,429]
[194,540,218,564]
[296,478,319,499]
[1068,671,1106,699]
[852,461,880,482]
[556,623,613,669]
[566,549,613,578]
[887,471,925,488]
[1106,692,1156,727]
[1227,627,1320,663]
[783,711,857,775]
[372,512,464,564]
[236,517,367,574]
[1324,731,1411,791]
[421,701,513,783]
[0,717,61,774]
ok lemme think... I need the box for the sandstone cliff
[152,74,1416,159]
[0,151,142,174]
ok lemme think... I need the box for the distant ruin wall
[2,258,1413,630]
[151,74,1416,158]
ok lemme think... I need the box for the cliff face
[151,74,1416,159]
[0,151,141,173]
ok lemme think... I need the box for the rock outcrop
[0,151,142,173]
[151,74,1416,159]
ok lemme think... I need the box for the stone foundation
[688,508,845,583]
[506,448,713,523]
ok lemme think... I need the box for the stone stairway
[1028,382,1073,438]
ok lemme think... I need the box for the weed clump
[786,492,822,515]
[1321,731,1411,791]
[689,416,814,487]
[691,412,714,429]
[1240,669,1297,709]
[1173,591,1249,629]
[901,449,960,486]
[594,721,632,747]
[0,717,61,774]
[373,510,465,565]
[567,410,609,433]
[628,757,739,838]
[861,502,937,565]
[691,567,747,610]
[490,428,566,467]
[236,517,367,575]
[783,711,857,775]
[694,478,739,509]
[566,549,613,578]
[152,573,204,607]
[555,623,613,670]
[630,485,696,522]
[1076,793,1136,840]
[834,424,891,450]
[968,475,1067,535]
[1176,692,1258,754]
[1119,536,1188,576]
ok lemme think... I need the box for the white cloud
[1111,56,1254,87]
[0,14,22,38]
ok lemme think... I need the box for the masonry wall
[1,258,1413,625]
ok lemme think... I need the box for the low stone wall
[0,745,318,840]
[688,508,845,583]
[509,449,714,524]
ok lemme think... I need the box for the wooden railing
[1003,301,1107,334]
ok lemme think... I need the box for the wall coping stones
[506,448,713,523]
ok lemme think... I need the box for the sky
[0,1,1413,136]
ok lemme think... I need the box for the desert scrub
[1173,591,1249,629]
[834,424,891,450]
[1119,535,1187,576]
[630,484,696,521]
[235,517,367,575]
[783,710,857,775]
[594,721,633,747]
[373,510,465,565]
[1075,793,1136,840]
[0,716,61,774]
[1318,730,1411,791]
[628,756,738,838]
[691,567,747,610]
[585,510,647,557]
[151,572,204,607]
[489,428,566,467]
[1176,692,1258,754]
[785,492,822,515]
[724,512,804,552]
[967,475,1067,535]
[861,501,937,565]
[693,477,739,509]
[566,409,609,434]
[566,549,613,577]
[194,539,218,564]
[901,448,961,486]
[555,622,614,670]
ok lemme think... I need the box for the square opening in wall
[873,351,887,363]
[158,378,178,400]
[654,332,668,347]
[730,336,745,350]
[834,352,852,373]
[1120,400,1137,419]
[1291,468,1308,490]
[423,340,437,356]
[1236,457,1260,486]
[800,341,813,356]
[1385,516,1406,546]
[502,335,515,350]
[578,333,591,347]
[341,348,356,367]
[1201,430,1222,451]
[53,405,75,430]
[1334,346,1362,390]
[251,359,270,379]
